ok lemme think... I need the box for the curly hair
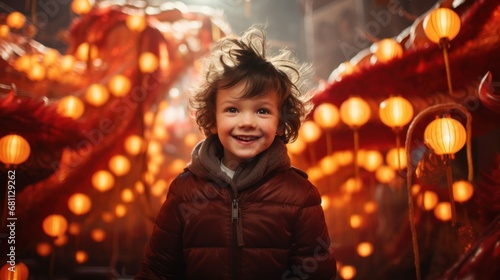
[189,26,313,144]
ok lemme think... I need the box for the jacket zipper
[231,198,239,279]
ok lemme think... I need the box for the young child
[137,26,336,280]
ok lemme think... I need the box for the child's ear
[210,126,217,134]
[277,123,285,136]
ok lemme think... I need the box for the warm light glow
[91,170,115,192]
[54,234,68,246]
[57,96,85,120]
[27,63,46,81]
[170,159,186,174]
[434,202,452,221]
[68,193,92,215]
[102,211,114,223]
[321,195,331,210]
[299,121,322,143]
[91,228,106,242]
[75,42,98,61]
[135,181,145,194]
[72,0,93,16]
[362,150,383,172]
[423,8,461,43]
[0,25,10,38]
[350,214,363,228]
[340,96,371,128]
[75,250,88,264]
[126,14,147,32]
[0,134,31,166]
[0,262,29,280]
[386,147,407,169]
[6,12,26,29]
[60,55,76,72]
[357,242,374,257]
[184,132,200,149]
[453,180,474,203]
[147,140,162,155]
[379,96,414,128]
[36,242,52,257]
[411,184,421,196]
[108,74,131,97]
[333,150,353,166]
[121,188,134,203]
[115,204,127,217]
[424,117,466,155]
[313,103,340,129]
[139,52,159,73]
[42,214,68,237]
[68,223,80,235]
[85,84,110,106]
[151,179,168,197]
[124,135,144,156]
[43,49,60,66]
[343,177,362,193]
[287,138,306,154]
[306,167,323,182]
[373,38,403,63]
[418,190,439,211]
[364,201,377,214]
[339,265,356,280]
[375,165,395,183]
[109,155,131,176]
[319,156,338,175]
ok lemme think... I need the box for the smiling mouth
[233,135,260,142]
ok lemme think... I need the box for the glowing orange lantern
[357,242,374,257]
[319,156,338,175]
[299,121,322,143]
[91,170,115,192]
[386,147,407,170]
[57,96,85,120]
[6,12,26,29]
[424,116,466,156]
[362,150,383,172]
[423,8,461,44]
[108,74,131,97]
[121,188,134,203]
[126,14,147,32]
[60,55,76,72]
[108,155,131,176]
[418,190,439,211]
[42,214,68,237]
[91,228,106,242]
[75,42,98,61]
[0,262,29,280]
[373,38,403,63]
[72,0,93,16]
[0,25,10,38]
[339,265,356,280]
[452,180,474,203]
[340,97,371,128]
[124,135,144,156]
[139,52,159,73]
[115,204,127,217]
[75,250,88,264]
[313,103,340,129]
[43,49,59,66]
[85,84,109,107]
[375,165,395,184]
[68,223,81,235]
[27,63,46,81]
[36,242,52,257]
[68,193,92,215]
[0,134,31,166]
[349,214,362,228]
[287,138,306,154]
[379,96,413,129]
[434,202,452,222]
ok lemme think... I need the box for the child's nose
[238,112,257,128]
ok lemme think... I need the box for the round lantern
[85,84,109,107]
[339,265,356,280]
[349,214,363,228]
[124,135,144,156]
[60,55,76,72]
[75,250,88,264]
[126,14,147,32]
[424,116,466,156]
[333,150,353,166]
[42,214,68,237]
[379,96,414,128]
[115,204,127,218]
[319,156,338,175]
[299,121,322,143]
[57,96,85,120]
[313,103,340,129]
[287,138,306,154]
[434,202,452,222]
[418,190,439,211]
[108,74,131,97]
[6,12,26,29]
[68,193,92,215]
[109,155,131,176]
[452,180,474,203]
[27,63,46,81]
[36,242,52,257]
[91,170,115,192]
[357,242,374,257]
[43,49,59,66]
[91,228,106,242]
[139,52,159,73]
[373,38,403,63]
[121,188,134,203]
[0,262,29,280]
[340,97,371,128]
[0,134,31,166]
[386,147,407,170]
[0,25,10,38]
[423,8,461,43]
[362,150,383,172]
[72,0,93,16]
[75,42,98,61]
[375,165,395,184]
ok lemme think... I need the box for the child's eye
[225,107,238,113]
[257,108,270,114]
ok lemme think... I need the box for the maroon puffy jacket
[137,167,336,280]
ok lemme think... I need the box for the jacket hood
[187,134,291,194]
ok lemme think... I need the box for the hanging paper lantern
[36,242,52,257]
[57,96,85,120]
[124,135,144,156]
[27,63,46,81]
[362,150,383,172]
[91,228,106,242]
[418,190,439,211]
[60,55,76,72]
[6,12,26,29]
[68,193,92,215]
[349,214,363,228]
[75,250,88,264]
[121,188,134,203]
[375,165,395,183]
[0,134,31,166]
[319,156,338,175]
[373,38,403,63]
[340,97,371,128]
[357,242,374,257]
[287,138,306,154]
[423,8,461,43]
[313,103,340,129]
[299,121,322,143]
[91,170,115,192]
[115,204,127,217]
[126,14,147,32]
[452,180,474,203]
[0,25,10,38]
[85,84,109,107]
[108,74,131,97]
[0,262,29,280]
[139,52,159,73]
[42,214,68,237]
[339,266,356,280]
[379,96,414,128]
[72,0,93,15]
[386,147,407,170]
[424,116,466,156]
[109,155,131,176]
[75,42,98,61]
[333,150,353,166]
[434,202,452,222]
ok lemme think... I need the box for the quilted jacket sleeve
[136,180,185,280]
[285,184,337,280]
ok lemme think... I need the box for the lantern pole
[445,155,458,226]
[439,38,454,97]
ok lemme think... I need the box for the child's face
[213,81,280,170]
